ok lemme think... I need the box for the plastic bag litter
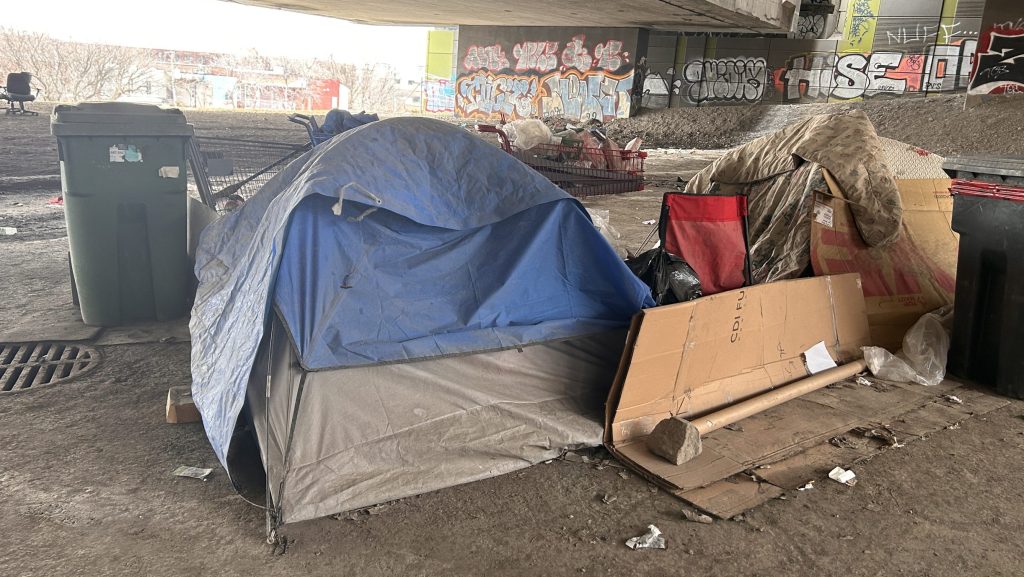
[627,248,702,306]
[505,119,554,150]
[862,307,952,386]
[589,210,618,257]
[626,525,666,550]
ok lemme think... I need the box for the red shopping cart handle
[476,124,512,152]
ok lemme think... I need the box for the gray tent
[190,119,654,529]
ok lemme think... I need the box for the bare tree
[0,28,155,102]
[314,58,405,113]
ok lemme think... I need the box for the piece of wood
[166,386,201,424]
[691,360,868,436]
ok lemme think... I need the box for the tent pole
[264,322,277,544]
[271,370,308,536]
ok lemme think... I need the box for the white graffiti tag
[561,35,593,70]
[513,41,559,72]
[463,44,510,71]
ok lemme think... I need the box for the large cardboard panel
[604,275,871,509]
[606,274,870,447]
[811,174,958,350]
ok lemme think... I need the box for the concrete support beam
[225,0,799,34]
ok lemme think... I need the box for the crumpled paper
[625,525,666,550]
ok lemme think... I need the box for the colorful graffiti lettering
[780,41,977,102]
[513,41,559,72]
[969,26,1024,96]
[463,44,510,71]
[682,58,768,104]
[541,71,632,121]
[456,30,636,121]
[423,79,455,113]
[457,72,539,117]
[456,70,632,122]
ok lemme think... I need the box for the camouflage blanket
[686,111,901,283]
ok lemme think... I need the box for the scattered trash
[829,435,862,449]
[642,219,656,225]
[804,341,838,374]
[562,451,585,463]
[366,504,388,516]
[647,484,659,494]
[943,394,964,404]
[0,227,17,235]
[860,426,904,448]
[47,196,64,206]
[173,465,212,481]
[159,336,177,343]
[617,470,630,480]
[731,514,746,522]
[505,118,555,150]
[681,508,714,524]
[625,525,666,550]
[798,481,815,491]
[947,422,961,430]
[856,376,873,387]
[587,209,621,252]
[828,466,857,486]
[723,423,744,432]
[862,308,952,386]
[601,494,617,505]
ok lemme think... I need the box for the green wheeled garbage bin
[51,102,195,326]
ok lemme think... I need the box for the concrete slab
[228,0,797,33]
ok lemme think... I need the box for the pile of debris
[482,118,645,197]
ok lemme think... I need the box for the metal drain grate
[0,343,99,393]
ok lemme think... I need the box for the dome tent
[189,117,654,528]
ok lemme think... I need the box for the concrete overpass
[225,0,800,35]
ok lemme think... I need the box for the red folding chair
[660,192,752,295]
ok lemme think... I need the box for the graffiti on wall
[456,30,636,121]
[423,79,455,113]
[779,41,977,102]
[682,58,768,104]
[456,70,632,120]
[968,24,1024,95]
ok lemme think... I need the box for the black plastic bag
[627,248,702,306]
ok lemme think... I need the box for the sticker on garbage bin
[109,144,143,163]
[159,166,180,178]
[813,201,833,228]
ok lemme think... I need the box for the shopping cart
[288,113,335,146]
[187,136,309,209]
[477,124,646,198]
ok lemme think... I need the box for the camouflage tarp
[686,111,901,284]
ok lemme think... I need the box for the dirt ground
[605,94,1024,157]
[2,100,1024,577]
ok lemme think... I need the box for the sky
[5,0,432,75]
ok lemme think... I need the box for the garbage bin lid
[51,102,195,137]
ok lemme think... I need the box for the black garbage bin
[946,158,1024,400]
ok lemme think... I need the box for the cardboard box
[166,385,201,424]
[604,275,871,499]
[811,175,958,350]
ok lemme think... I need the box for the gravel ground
[606,94,1024,157]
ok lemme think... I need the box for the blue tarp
[190,117,654,467]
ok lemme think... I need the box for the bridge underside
[225,0,798,35]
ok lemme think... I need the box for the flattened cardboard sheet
[812,174,958,350]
